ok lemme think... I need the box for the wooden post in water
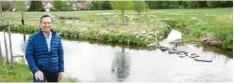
[7,21,13,63]
[3,29,9,64]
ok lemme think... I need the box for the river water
[0,30,232,82]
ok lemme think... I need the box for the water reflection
[111,48,130,82]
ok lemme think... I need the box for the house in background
[69,0,91,10]
[1,0,92,12]
[0,1,15,11]
[41,0,53,12]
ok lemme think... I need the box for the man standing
[25,14,64,82]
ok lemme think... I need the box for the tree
[52,1,71,11]
[13,1,28,44]
[90,1,103,10]
[28,1,43,11]
[14,1,28,11]
[161,1,169,9]
[186,1,200,8]
[206,1,232,8]
[168,1,180,9]
[14,1,28,20]
[111,0,133,22]
[198,1,207,8]
[206,1,221,8]
[220,1,233,7]
[0,1,12,11]
[133,0,146,16]
[145,1,162,9]
[102,1,111,10]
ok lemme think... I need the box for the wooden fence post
[3,29,9,64]
[7,21,13,63]
[0,41,2,58]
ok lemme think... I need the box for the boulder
[189,53,200,58]
[169,39,184,47]
[159,46,169,52]
[168,49,177,54]
[176,52,184,55]
[179,55,186,58]
[194,56,213,62]
[200,35,220,46]
[147,42,159,47]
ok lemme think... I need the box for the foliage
[133,0,146,15]
[1,19,169,47]
[90,1,111,10]
[0,1,12,11]
[52,1,71,11]
[155,8,232,50]
[145,1,232,9]
[28,1,43,11]
[111,0,133,22]
[110,0,133,12]
[13,1,28,11]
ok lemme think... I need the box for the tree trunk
[0,1,2,59]
[3,29,9,64]
[0,1,3,26]
[138,11,140,17]
[121,11,124,23]
[7,21,13,63]
[21,11,26,45]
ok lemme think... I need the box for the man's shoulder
[29,31,41,39]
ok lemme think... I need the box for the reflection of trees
[213,53,231,64]
[111,48,130,82]
[20,41,25,53]
[203,45,233,58]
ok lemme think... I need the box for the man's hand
[35,71,44,81]
[58,72,63,80]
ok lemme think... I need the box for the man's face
[40,17,52,33]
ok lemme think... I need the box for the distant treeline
[0,1,232,11]
[90,1,232,10]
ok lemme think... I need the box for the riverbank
[0,20,170,47]
[0,8,232,50]
[156,8,232,50]
[0,58,77,82]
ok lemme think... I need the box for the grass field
[1,8,233,49]
[154,8,232,50]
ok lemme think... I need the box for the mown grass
[0,58,76,82]
[154,8,232,50]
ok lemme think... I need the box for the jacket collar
[38,28,56,36]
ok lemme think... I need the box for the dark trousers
[33,71,58,82]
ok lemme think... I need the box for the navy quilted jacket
[25,29,64,73]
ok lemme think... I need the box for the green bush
[52,1,71,11]
[28,1,43,11]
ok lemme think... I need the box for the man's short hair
[40,14,52,23]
